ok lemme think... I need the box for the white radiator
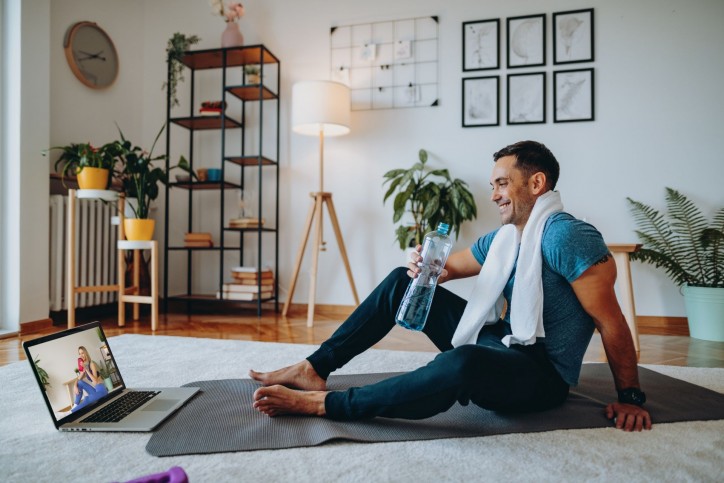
[49,195,118,311]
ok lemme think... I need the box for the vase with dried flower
[211,1,245,48]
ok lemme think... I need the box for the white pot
[682,285,724,342]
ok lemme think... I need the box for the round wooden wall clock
[63,21,119,89]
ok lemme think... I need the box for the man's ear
[529,172,547,194]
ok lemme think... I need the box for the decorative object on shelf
[244,65,261,84]
[211,1,245,47]
[553,68,594,123]
[506,14,546,68]
[44,141,115,189]
[207,168,222,182]
[462,76,499,127]
[63,21,119,89]
[553,8,594,65]
[228,217,264,229]
[382,149,477,250]
[107,124,194,240]
[196,168,208,181]
[164,32,201,107]
[199,100,226,116]
[184,232,213,248]
[283,80,359,326]
[462,18,500,71]
[627,188,724,342]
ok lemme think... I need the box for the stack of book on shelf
[217,267,274,301]
[198,100,226,116]
[228,217,265,229]
[184,232,213,248]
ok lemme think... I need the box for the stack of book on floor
[217,267,274,301]
[184,232,213,248]
[228,217,265,229]
[198,100,226,116]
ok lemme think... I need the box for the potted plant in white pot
[627,188,724,341]
[383,149,477,249]
[108,124,194,240]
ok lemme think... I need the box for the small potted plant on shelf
[164,32,201,108]
[244,65,261,84]
[627,188,724,341]
[383,149,478,249]
[108,124,194,241]
[44,142,115,190]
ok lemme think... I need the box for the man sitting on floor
[250,140,652,432]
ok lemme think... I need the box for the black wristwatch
[618,387,646,406]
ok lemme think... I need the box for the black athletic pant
[307,267,569,420]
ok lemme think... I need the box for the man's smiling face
[489,155,538,229]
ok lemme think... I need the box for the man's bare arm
[570,255,652,431]
[407,247,482,283]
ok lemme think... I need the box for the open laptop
[24,322,199,432]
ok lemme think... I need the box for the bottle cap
[437,222,450,235]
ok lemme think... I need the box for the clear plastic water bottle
[395,222,453,331]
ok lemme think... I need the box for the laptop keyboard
[81,390,160,423]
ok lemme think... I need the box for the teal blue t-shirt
[470,212,610,386]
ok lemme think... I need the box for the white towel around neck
[451,191,564,347]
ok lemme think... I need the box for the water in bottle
[395,223,453,331]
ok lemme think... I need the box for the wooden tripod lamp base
[282,192,359,327]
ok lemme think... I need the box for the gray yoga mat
[146,364,724,456]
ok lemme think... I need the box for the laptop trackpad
[143,399,178,411]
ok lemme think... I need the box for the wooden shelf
[170,116,242,130]
[224,155,276,166]
[168,293,277,303]
[171,180,242,190]
[224,227,277,233]
[178,45,280,70]
[226,85,278,101]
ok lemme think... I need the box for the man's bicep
[444,248,483,281]
[570,256,621,323]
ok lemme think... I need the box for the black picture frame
[506,14,546,68]
[553,8,594,64]
[507,72,546,124]
[554,68,594,123]
[462,76,499,127]
[462,19,500,71]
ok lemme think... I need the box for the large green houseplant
[108,124,193,239]
[383,149,477,249]
[627,187,724,341]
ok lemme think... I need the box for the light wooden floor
[3,309,724,368]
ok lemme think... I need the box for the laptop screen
[24,323,125,426]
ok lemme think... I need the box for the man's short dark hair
[493,140,560,190]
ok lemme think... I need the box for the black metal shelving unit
[163,45,280,315]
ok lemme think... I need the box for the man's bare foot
[253,385,327,417]
[248,360,326,391]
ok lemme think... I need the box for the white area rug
[1,334,723,482]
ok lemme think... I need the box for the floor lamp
[282,80,360,327]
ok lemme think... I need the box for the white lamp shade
[292,80,351,137]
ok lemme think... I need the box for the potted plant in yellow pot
[108,125,194,241]
[627,188,723,341]
[45,142,115,190]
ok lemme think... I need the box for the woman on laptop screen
[72,346,108,412]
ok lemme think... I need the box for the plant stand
[118,240,158,331]
[66,189,121,328]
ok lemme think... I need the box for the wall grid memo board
[330,16,439,111]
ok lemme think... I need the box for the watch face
[64,22,119,89]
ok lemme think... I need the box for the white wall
[36,0,724,322]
